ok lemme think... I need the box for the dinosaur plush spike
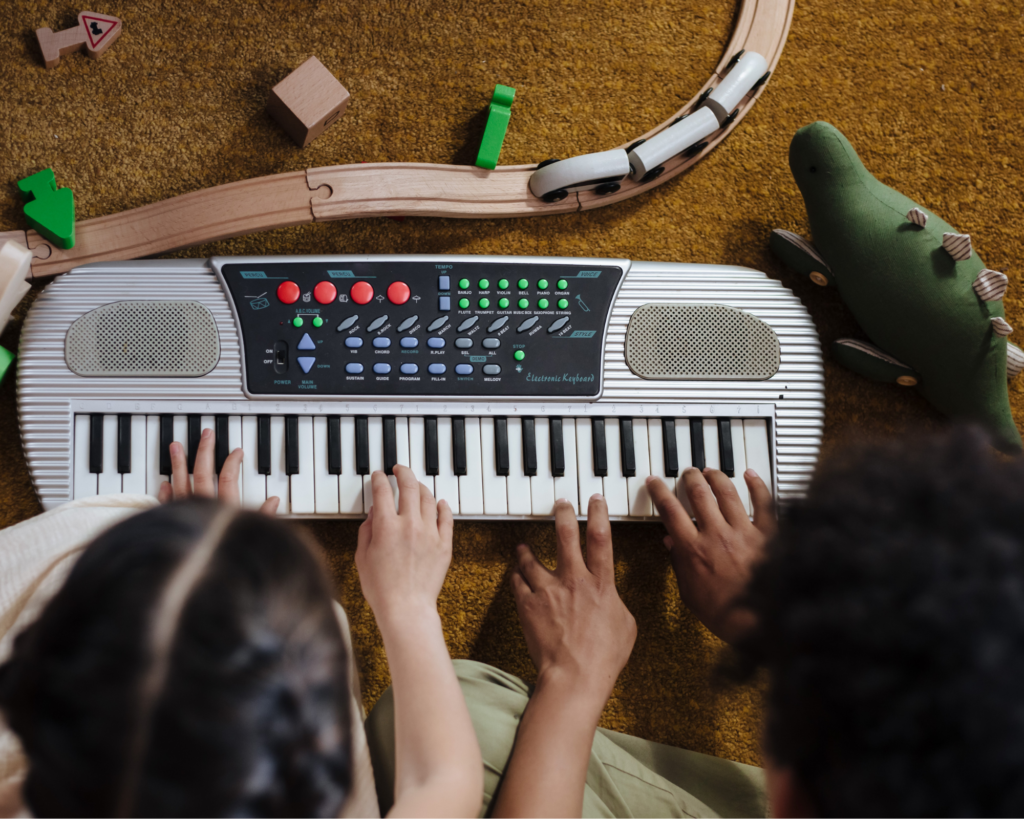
[773,121,1021,453]
[974,269,1009,302]
[1009,343,1024,379]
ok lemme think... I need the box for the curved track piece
[23,0,793,280]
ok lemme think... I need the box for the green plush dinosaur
[771,121,1022,453]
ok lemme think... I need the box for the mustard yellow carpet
[2,0,1022,769]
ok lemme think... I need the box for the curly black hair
[728,426,1024,817]
[0,500,352,817]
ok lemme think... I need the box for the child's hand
[647,467,775,644]
[355,466,454,628]
[157,428,280,515]
[512,495,636,704]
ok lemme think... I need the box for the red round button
[277,281,301,304]
[350,281,374,305]
[387,281,411,305]
[314,281,338,304]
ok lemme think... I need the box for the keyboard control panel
[214,259,623,398]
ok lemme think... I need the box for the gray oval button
[397,315,418,332]
[455,338,473,349]
[337,315,359,332]
[483,364,501,375]
[487,316,508,332]
[482,337,500,349]
[517,316,539,333]
[427,316,448,332]
[457,316,479,332]
[547,316,570,333]
[367,314,389,332]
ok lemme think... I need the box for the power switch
[273,341,288,373]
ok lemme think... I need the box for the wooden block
[36,23,86,69]
[267,57,350,148]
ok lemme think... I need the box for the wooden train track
[8,0,793,281]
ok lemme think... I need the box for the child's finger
[260,496,280,516]
[218,448,244,505]
[169,442,191,499]
[746,469,776,535]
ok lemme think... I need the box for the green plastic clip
[17,168,75,249]
[475,84,516,171]
[0,346,14,386]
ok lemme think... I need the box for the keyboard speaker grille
[64,301,220,377]
[625,303,780,380]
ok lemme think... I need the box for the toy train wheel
[697,87,712,105]
[595,182,621,195]
[752,70,772,90]
[722,109,739,128]
[640,167,665,184]
[542,189,569,203]
[536,158,561,169]
[725,49,745,70]
[670,114,689,126]
[684,141,709,158]
[625,139,646,154]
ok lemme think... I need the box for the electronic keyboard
[17,255,824,519]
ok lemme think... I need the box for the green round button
[292,316,304,327]
[557,279,568,290]
[537,278,549,290]
[478,297,490,309]
[458,297,470,309]
[498,278,509,289]
[478,278,490,289]
[498,297,510,309]
[514,350,525,361]
[557,298,569,309]
[312,316,324,327]
[518,298,529,309]
[517,278,529,289]
[459,278,470,290]
[538,298,550,309]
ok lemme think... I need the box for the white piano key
[506,417,532,515]
[228,415,243,487]
[122,415,148,494]
[145,415,163,497]
[388,417,411,510]
[339,416,363,514]
[408,417,434,496]
[603,419,629,516]
[459,417,484,515]
[574,417,605,504]
[647,419,666,517]
[703,418,721,471]
[200,415,216,495]
[675,417,694,516]
[241,416,266,508]
[362,417,384,511]
[433,417,460,512]
[730,419,751,515]
[553,419,579,514]
[312,416,340,514]
[743,419,773,499]
[98,415,121,495]
[531,417,555,516]
[627,419,652,517]
[73,416,97,499]
[481,417,508,515]
[173,415,189,489]
[266,416,290,514]
[290,416,316,514]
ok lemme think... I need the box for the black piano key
[258,416,272,475]
[495,417,510,476]
[187,415,201,473]
[619,418,636,478]
[690,418,705,471]
[285,416,299,476]
[663,418,678,477]
[425,417,440,476]
[718,418,734,477]
[159,415,173,476]
[89,414,103,474]
[550,417,565,477]
[592,417,608,477]
[117,414,132,474]
[453,417,467,476]
[215,415,229,474]
[383,416,398,475]
[355,416,370,475]
[523,417,538,477]
[327,416,342,475]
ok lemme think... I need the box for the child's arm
[356,467,482,818]
[647,467,776,644]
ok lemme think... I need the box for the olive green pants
[365,660,767,818]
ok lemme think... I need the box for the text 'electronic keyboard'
[19,255,824,520]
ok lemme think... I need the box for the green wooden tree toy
[771,121,1021,453]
